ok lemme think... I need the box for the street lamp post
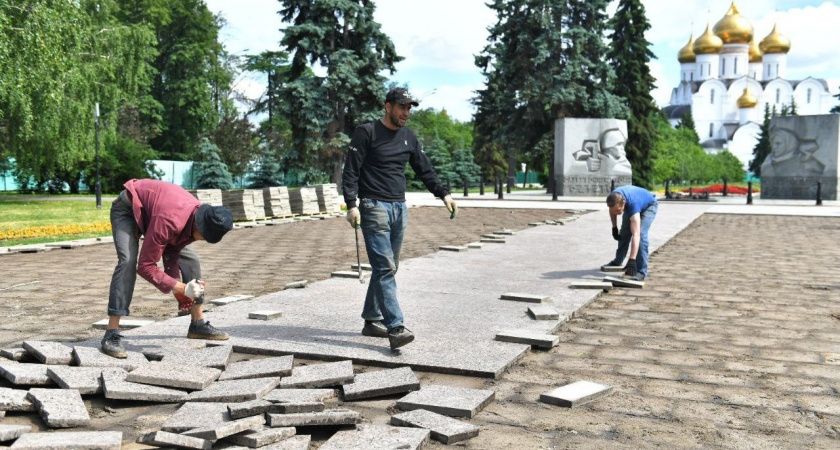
[95,103,101,209]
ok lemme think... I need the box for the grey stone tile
[391,409,479,444]
[320,424,429,450]
[480,234,504,240]
[467,242,483,249]
[0,410,4,419]
[91,318,154,330]
[210,295,254,306]
[284,280,308,289]
[27,388,90,428]
[528,222,544,226]
[22,341,73,365]
[396,385,495,418]
[528,305,560,320]
[499,293,549,303]
[0,387,35,411]
[183,414,266,440]
[268,401,324,414]
[480,238,506,243]
[140,431,212,450]
[569,281,614,290]
[46,367,103,395]
[159,345,232,370]
[0,363,56,386]
[341,367,420,401]
[439,245,468,252]
[248,310,283,320]
[330,271,359,279]
[11,431,122,449]
[257,435,310,450]
[227,399,272,419]
[72,345,149,371]
[219,356,293,381]
[101,368,188,403]
[263,388,336,403]
[126,362,221,390]
[186,377,282,402]
[600,264,624,272]
[350,263,372,271]
[603,275,644,289]
[278,361,353,389]
[224,425,295,448]
[0,424,30,442]
[492,229,516,235]
[539,380,614,408]
[266,409,360,427]
[495,330,559,349]
[0,348,33,362]
[162,402,230,432]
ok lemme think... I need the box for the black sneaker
[100,331,127,359]
[388,326,415,350]
[362,320,388,338]
[187,320,229,340]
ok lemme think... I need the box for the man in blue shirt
[605,185,658,281]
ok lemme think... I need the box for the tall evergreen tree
[832,88,840,113]
[675,111,699,143]
[193,138,233,189]
[278,0,401,185]
[247,148,284,188]
[607,0,658,188]
[749,103,772,176]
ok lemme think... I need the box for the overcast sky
[206,0,840,123]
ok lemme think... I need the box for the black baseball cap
[385,88,419,106]
[195,204,234,244]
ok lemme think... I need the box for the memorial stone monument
[760,114,839,200]
[553,118,632,196]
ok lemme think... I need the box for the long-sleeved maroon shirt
[123,179,200,293]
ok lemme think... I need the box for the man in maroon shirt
[101,179,234,358]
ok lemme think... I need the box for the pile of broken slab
[0,340,494,449]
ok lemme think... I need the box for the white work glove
[442,194,457,219]
[346,207,361,228]
[184,279,205,299]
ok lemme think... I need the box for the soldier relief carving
[572,128,633,176]
[763,127,824,176]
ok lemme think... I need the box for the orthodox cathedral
[663,1,834,170]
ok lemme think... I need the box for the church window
[690,72,694,81]
[734,59,738,74]
[721,59,725,75]
[710,90,715,104]
[709,123,714,137]
[807,88,812,104]
[776,89,780,104]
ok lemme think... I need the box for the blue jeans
[612,201,658,278]
[359,199,408,330]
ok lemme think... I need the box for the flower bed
[0,222,111,241]
[680,183,758,195]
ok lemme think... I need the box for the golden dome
[759,24,791,54]
[737,86,758,108]
[693,24,724,55]
[713,2,754,44]
[749,39,762,62]
[678,35,696,63]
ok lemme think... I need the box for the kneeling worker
[605,185,658,281]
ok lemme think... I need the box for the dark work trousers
[107,192,202,316]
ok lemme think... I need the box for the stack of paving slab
[314,183,342,213]
[247,189,267,221]
[288,187,320,215]
[262,186,292,217]
[188,189,223,206]
[222,190,260,222]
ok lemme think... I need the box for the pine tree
[676,111,700,143]
[748,104,772,177]
[607,0,658,188]
[832,88,840,113]
[451,147,482,189]
[247,149,283,188]
[194,138,234,189]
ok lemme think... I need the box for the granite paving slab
[498,293,549,303]
[391,409,479,444]
[186,377,281,402]
[330,271,359,279]
[0,424,31,442]
[248,310,283,320]
[350,263,372,271]
[101,368,188,402]
[0,410,4,420]
[603,275,644,289]
[91,318,154,330]
[140,431,212,450]
[569,281,614,290]
[0,388,35,412]
[284,280,308,289]
[219,356,293,381]
[227,400,272,419]
[184,414,266,441]
[159,345,232,370]
[0,363,56,386]
[22,341,73,365]
[257,435,310,450]
[278,361,353,389]
[10,431,122,449]
[46,367,103,395]
[528,305,560,320]
[210,295,255,306]
[467,242,483,249]
[396,385,495,418]
[262,388,335,403]
[493,229,516,235]
[268,401,324,414]
[495,330,559,349]
[0,348,33,362]
[320,424,429,450]
[72,345,149,371]
[266,409,360,427]
[480,234,505,240]
[27,388,90,428]
[126,362,220,390]
[539,380,614,408]
[439,245,468,252]
[341,367,419,401]
[600,264,624,272]
[224,425,296,448]
[162,402,230,432]
[480,238,505,243]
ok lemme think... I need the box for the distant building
[662,1,834,171]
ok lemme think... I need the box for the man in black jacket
[342,87,457,350]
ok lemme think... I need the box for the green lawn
[0,200,111,247]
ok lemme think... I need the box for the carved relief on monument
[571,128,633,176]
[554,118,633,197]
[762,127,823,176]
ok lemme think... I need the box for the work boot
[187,319,229,340]
[361,320,388,338]
[388,326,415,350]
[100,330,127,359]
